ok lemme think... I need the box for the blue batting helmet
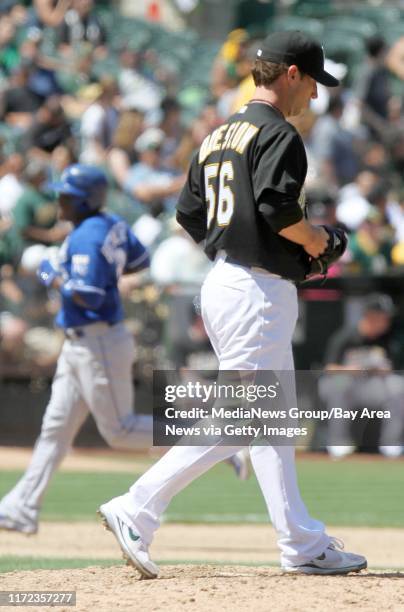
[48,164,108,214]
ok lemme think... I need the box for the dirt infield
[1,565,403,612]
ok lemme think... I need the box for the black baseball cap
[256,30,340,87]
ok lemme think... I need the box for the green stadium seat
[95,6,118,32]
[109,16,154,51]
[389,74,404,98]
[323,35,365,84]
[351,5,402,26]
[267,16,324,40]
[294,0,336,20]
[234,0,275,35]
[382,23,404,46]
[323,17,377,41]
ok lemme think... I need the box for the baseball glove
[306,225,348,278]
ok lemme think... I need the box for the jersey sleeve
[176,153,207,244]
[125,227,150,272]
[253,127,307,232]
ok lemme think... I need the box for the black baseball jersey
[176,102,311,281]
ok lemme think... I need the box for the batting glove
[37,258,60,287]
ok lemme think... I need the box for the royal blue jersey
[56,212,149,328]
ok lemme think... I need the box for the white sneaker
[227,449,250,480]
[0,511,37,535]
[98,501,158,579]
[283,538,367,575]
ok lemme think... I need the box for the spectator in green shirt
[11,160,69,261]
[0,14,20,75]
[348,208,394,274]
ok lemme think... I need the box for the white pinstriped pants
[116,256,330,567]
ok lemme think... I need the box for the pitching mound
[2,565,404,612]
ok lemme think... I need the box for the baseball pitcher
[98,32,366,577]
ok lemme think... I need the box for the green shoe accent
[128,527,140,542]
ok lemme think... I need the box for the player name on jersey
[198,121,259,164]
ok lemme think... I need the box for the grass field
[1,457,404,527]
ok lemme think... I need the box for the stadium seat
[267,16,324,40]
[109,16,154,51]
[323,17,377,41]
[351,5,402,26]
[323,35,365,84]
[294,0,336,19]
[382,23,404,46]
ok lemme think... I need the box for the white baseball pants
[1,322,152,526]
[116,256,330,567]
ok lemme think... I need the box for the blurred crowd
[1,1,404,393]
[213,27,404,275]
